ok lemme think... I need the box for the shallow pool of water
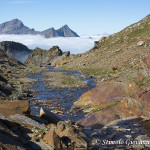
[28,66,97,121]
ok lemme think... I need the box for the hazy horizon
[0,34,105,54]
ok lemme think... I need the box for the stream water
[28,66,96,122]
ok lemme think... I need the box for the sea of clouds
[0,34,105,54]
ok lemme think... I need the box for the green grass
[147,77,150,82]
[135,77,145,87]
[135,76,150,87]
[61,76,78,85]
[58,66,110,77]
[36,128,45,134]
[80,68,110,76]
[57,65,70,70]
[93,101,121,112]
[128,23,150,39]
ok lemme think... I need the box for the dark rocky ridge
[25,46,70,66]
[0,41,32,62]
[0,19,79,38]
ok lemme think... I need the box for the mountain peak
[56,25,79,37]
[10,18,24,24]
[12,18,21,21]
[62,24,69,28]
[5,18,24,28]
[60,24,71,30]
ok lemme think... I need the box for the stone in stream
[40,107,61,124]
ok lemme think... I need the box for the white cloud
[0,34,102,54]
[9,0,36,4]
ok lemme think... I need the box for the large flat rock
[74,81,150,128]
[0,100,29,117]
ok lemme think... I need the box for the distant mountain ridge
[0,19,79,38]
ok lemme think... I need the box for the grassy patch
[57,66,110,77]
[135,76,150,88]
[57,65,68,70]
[36,128,46,134]
[43,72,87,88]
[80,68,109,76]
[61,76,78,85]
[19,65,46,77]
[135,78,145,87]
[128,23,150,40]
[93,101,121,112]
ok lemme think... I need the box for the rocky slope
[60,14,150,73]
[0,49,33,100]
[0,41,32,62]
[0,19,79,38]
[56,14,150,128]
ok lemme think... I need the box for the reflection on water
[28,66,96,121]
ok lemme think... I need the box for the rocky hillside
[0,41,32,62]
[25,46,70,66]
[56,14,150,128]
[0,19,79,38]
[0,47,45,100]
[61,14,150,74]
[0,49,31,100]
[59,14,150,85]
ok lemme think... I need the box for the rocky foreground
[0,102,150,149]
[0,46,89,149]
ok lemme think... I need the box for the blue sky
[0,0,150,34]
